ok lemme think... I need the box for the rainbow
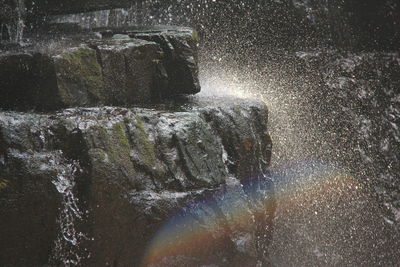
[141,159,362,266]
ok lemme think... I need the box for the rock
[0,45,105,110]
[91,37,166,104]
[0,97,275,266]
[130,27,201,97]
[0,112,63,266]
[292,0,400,50]
[96,26,201,98]
[53,46,106,107]
[0,26,200,111]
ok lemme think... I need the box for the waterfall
[0,0,25,43]
[14,0,25,43]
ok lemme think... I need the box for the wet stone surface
[0,97,275,266]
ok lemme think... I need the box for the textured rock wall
[298,52,400,227]
[264,50,400,266]
[0,98,274,266]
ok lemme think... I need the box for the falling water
[50,157,89,266]
[0,0,25,43]
[3,144,89,266]
[14,0,25,43]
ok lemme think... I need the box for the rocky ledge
[0,96,275,266]
[0,26,200,111]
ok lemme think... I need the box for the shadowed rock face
[0,26,200,111]
[292,0,400,50]
[130,30,200,97]
[0,46,106,110]
[0,97,275,266]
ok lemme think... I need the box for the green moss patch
[55,46,105,106]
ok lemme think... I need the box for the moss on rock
[54,46,105,107]
[124,116,157,167]
[111,122,131,151]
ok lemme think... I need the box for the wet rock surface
[0,97,275,266]
[0,26,199,111]
[278,51,400,215]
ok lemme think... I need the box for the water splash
[141,160,356,266]
[199,67,254,99]
[195,55,400,265]
[141,173,274,266]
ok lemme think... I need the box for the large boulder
[0,97,275,266]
